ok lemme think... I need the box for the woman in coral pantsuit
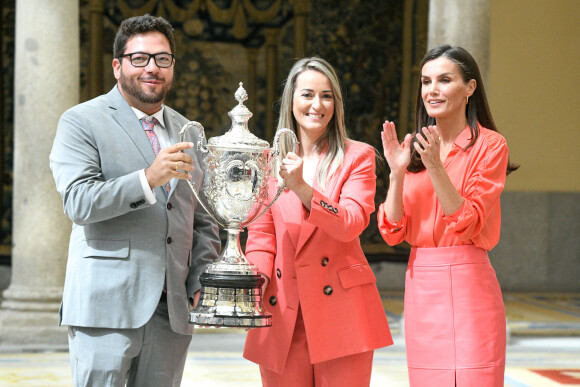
[378,45,518,386]
[243,57,393,387]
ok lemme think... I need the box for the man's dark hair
[113,14,175,59]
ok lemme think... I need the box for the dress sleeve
[442,135,509,242]
[377,203,407,246]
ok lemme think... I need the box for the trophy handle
[179,121,225,228]
[245,128,298,227]
[180,121,208,154]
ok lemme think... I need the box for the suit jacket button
[130,203,137,209]
[167,202,173,210]
[321,257,329,266]
[323,286,333,295]
[269,296,277,306]
[167,237,172,244]
[276,269,282,278]
[333,208,338,214]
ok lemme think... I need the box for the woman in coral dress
[378,45,517,386]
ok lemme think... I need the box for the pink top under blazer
[243,141,393,373]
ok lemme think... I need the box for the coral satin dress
[378,125,509,386]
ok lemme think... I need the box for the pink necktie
[140,117,171,195]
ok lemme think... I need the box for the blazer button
[130,203,137,209]
[167,202,173,210]
[321,257,329,266]
[276,269,282,278]
[167,237,172,244]
[269,296,277,306]
[323,286,333,295]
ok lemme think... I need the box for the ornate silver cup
[180,83,297,328]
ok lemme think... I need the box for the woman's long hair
[409,45,518,174]
[276,57,349,189]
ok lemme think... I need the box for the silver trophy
[180,83,297,328]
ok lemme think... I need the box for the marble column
[0,0,78,346]
[428,0,490,82]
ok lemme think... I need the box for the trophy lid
[208,82,269,149]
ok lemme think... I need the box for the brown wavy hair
[409,45,518,174]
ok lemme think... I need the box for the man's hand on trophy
[145,142,195,188]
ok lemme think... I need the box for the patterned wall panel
[0,0,427,261]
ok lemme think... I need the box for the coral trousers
[259,307,374,387]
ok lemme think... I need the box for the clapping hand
[414,125,441,170]
[381,121,412,176]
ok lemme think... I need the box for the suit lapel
[294,147,335,255]
[276,189,304,249]
[108,86,169,199]
[295,178,321,255]
[164,110,182,199]
[108,87,156,166]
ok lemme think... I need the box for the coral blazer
[243,141,393,373]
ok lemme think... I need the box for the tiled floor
[0,292,579,387]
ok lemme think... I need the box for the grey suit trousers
[68,295,192,387]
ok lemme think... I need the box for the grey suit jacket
[50,86,220,335]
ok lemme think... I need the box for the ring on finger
[175,161,179,171]
[434,137,441,144]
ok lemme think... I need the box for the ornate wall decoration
[93,0,293,136]
[0,0,428,261]
[303,0,428,257]
[107,0,292,47]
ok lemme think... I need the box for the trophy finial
[235,82,248,106]
[211,81,268,148]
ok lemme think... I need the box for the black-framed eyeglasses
[119,52,174,68]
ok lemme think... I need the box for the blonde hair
[277,57,348,189]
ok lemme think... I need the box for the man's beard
[119,70,172,104]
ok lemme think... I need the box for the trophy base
[190,272,272,328]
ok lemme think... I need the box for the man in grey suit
[49,15,220,387]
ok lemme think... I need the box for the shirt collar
[131,106,166,129]
[453,124,478,150]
